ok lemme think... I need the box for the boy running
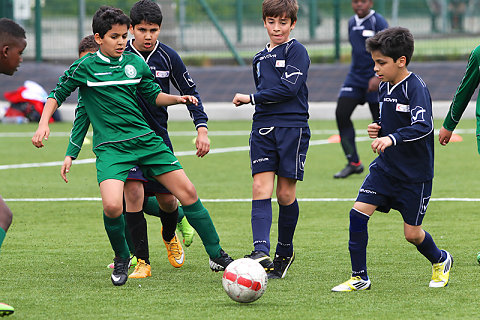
[32,6,233,286]
[332,27,452,292]
[233,0,310,279]
[334,0,388,179]
[0,17,27,317]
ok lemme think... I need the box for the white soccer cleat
[429,250,453,288]
[331,276,371,292]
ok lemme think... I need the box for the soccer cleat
[268,252,295,279]
[111,256,131,286]
[331,276,371,292]
[334,163,364,179]
[0,303,14,317]
[209,249,234,272]
[429,250,453,288]
[176,216,195,247]
[108,255,136,269]
[128,259,152,278]
[244,250,274,272]
[163,230,185,268]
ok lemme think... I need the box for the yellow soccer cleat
[128,259,152,279]
[162,229,185,268]
[331,276,371,292]
[429,250,453,288]
[0,303,14,317]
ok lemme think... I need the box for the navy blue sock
[339,126,359,164]
[416,231,444,264]
[276,199,299,257]
[251,199,272,255]
[349,208,370,280]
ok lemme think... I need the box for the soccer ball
[222,258,268,303]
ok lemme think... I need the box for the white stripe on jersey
[86,79,141,87]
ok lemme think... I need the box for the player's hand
[367,76,381,92]
[439,126,453,146]
[32,124,50,148]
[233,93,251,107]
[180,95,198,106]
[61,156,73,183]
[371,136,393,154]
[195,127,210,157]
[367,122,381,138]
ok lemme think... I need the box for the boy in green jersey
[32,6,233,286]
[0,17,26,317]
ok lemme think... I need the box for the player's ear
[94,33,102,45]
[397,55,407,67]
[129,25,134,34]
[290,20,297,31]
[1,45,9,59]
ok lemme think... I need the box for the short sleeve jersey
[375,73,434,182]
[49,50,161,148]
[250,39,310,129]
[344,10,388,88]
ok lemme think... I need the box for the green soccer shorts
[93,133,183,184]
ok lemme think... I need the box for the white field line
[4,197,480,202]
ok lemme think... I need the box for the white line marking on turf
[4,197,480,202]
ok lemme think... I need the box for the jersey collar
[128,39,158,63]
[265,38,295,52]
[355,10,375,26]
[96,50,123,63]
[387,72,412,95]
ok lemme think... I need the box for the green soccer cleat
[429,250,453,288]
[0,303,14,317]
[176,216,195,247]
[331,276,371,292]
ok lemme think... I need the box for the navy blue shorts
[338,85,379,104]
[356,162,432,226]
[249,126,310,180]
[126,133,173,195]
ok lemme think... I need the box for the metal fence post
[334,0,340,61]
[35,0,42,62]
[78,0,86,45]
[0,0,14,19]
[309,0,317,39]
[236,0,243,43]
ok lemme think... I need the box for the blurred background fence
[1,0,480,65]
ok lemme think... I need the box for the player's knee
[276,190,295,206]
[103,201,123,217]
[158,195,178,212]
[0,206,13,230]
[404,232,422,245]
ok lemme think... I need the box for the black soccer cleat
[268,252,295,279]
[209,249,234,272]
[244,250,274,272]
[111,256,131,286]
[333,163,364,179]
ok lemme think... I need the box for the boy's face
[0,37,27,76]
[95,24,128,58]
[264,14,296,48]
[130,21,161,52]
[371,50,407,85]
[352,0,373,18]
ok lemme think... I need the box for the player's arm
[32,98,58,148]
[367,76,381,92]
[442,47,480,135]
[155,92,197,107]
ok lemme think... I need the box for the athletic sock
[123,213,135,255]
[251,198,272,255]
[182,199,221,258]
[159,208,179,242]
[103,212,130,259]
[416,230,444,264]
[275,199,299,257]
[349,208,370,280]
[125,211,150,265]
[177,206,185,223]
[0,227,5,253]
[142,196,161,218]
[339,126,359,163]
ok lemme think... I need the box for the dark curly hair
[92,6,130,38]
[366,27,414,66]
[130,0,163,27]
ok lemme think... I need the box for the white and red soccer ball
[222,258,268,303]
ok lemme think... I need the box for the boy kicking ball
[332,27,452,292]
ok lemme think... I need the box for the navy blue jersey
[344,11,388,87]
[375,73,434,182]
[250,39,310,129]
[126,39,208,138]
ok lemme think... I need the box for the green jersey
[443,45,480,154]
[66,94,89,159]
[49,50,162,149]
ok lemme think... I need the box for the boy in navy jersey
[233,0,310,279]
[0,17,26,317]
[334,0,388,179]
[332,27,452,291]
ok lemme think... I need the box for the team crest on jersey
[275,60,285,68]
[156,70,169,78]
[410,106,426,124]
[125,65,137,78]
[395,103,410,112]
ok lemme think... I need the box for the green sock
[123,213,135,255]
[0,227,5,253]
[143,197,161,217]
[182,199,221,258]
[177,206,185,223]
[103,212,130,259]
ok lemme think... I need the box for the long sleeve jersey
[375,72,434,183]
[51,50,161,149]
[250,39,310,129]
[344,10,388,88]
[443,45,480,154]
